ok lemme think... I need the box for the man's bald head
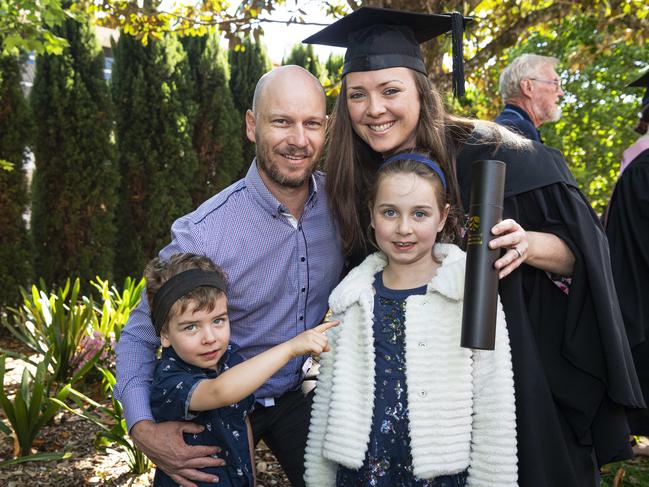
[251,65,326,116]
[245,65,327,193]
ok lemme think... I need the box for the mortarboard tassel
[450,11,466,99]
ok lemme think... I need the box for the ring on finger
[512,247,523,259]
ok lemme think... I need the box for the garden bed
[0,338,290,487]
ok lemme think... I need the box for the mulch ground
[0,335,290,486]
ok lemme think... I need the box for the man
[496,53,565,142]
[605,69,649,455]
[114,65,345,487]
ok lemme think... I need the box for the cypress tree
[229,36,271,171]
[282,43,323,80]
[112,34,198,281]
[324,53,344,83]
[182,34,243,205]
[0,51,31,308]
[30,18,116,288]
[324,53,344,113]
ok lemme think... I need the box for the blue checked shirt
[115,161,344,430]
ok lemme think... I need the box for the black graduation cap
[627,69,649,108]
[303,7,472,98]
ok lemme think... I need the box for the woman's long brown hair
[324,70,474,260]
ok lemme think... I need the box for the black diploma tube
[461,160,506,350]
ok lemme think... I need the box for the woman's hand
[489,219,529,279]
[489,219,575,279]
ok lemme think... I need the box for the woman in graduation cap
[304,7,644,487]
[605,69,649,454]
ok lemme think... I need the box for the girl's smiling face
[371,172,449,271]
[346,67,420,155]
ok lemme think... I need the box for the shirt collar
[621,133,649,174]
[504,103,543,142]
[504,103,534,124]
[244,160,319,217]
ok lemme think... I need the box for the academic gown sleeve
[500,181,644,464]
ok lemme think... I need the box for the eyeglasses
[528,78,562,91]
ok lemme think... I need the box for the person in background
[604,68,649,456]
[495,53,565,142]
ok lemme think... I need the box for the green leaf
[0,451,73,468]
[0,159,15,171]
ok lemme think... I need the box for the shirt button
[299,316,304,321]
[418,341,426,348]
[301,287,306,293]
[300,256,305,262]
[419,390,427,398]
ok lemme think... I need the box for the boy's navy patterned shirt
[150,344,254,487]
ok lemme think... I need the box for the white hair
[499,54,559,103]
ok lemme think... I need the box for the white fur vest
[304,244,518,486]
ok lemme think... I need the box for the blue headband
[381,153,447,191]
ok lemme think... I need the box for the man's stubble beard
[256,146,319,189]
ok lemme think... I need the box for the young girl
[304,151,517,487]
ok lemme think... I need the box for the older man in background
[496,53,565,142]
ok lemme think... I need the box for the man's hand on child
[289,320,339,358]
[130,420,225,486]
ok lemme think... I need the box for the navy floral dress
[336,272,467,487]
[150,344,255,487]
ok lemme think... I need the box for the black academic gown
[605,148,649,436]
[457,138,644,487]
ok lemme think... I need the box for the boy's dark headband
[381,153,447,191]
[152,269,227,335]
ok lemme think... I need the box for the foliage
[1,0,283,54]
[182,34,244,204]
[229,35,272,172]
[30,15,117,288]
[601,458,649,486]
[0,0,74,55]
[52,367,151,474]
[89,0,278,47]
[282,42,324,80]
[112,32,197,281]
[0,450,73,468]
[0,353,71,457]
[0,50,32,309]
[323,52,344,112]
[1,279,101,387]
[90,276,144,343]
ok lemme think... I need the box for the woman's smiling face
[345,67,421,155]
